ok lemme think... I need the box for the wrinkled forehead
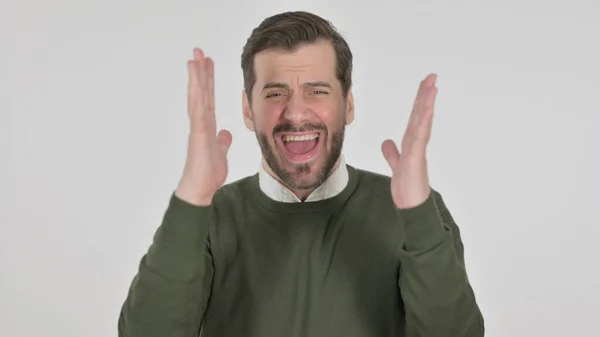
[253,41,339,90]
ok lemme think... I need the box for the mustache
[273,123,327,134]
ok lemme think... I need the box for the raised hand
[175,48,232,206]
[381,74,438,209]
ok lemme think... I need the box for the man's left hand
[382,73,438,210]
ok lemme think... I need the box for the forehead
[253,40,337,85]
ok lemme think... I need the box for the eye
[312,90,329,95]
[266,92,282,98]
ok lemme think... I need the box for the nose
[283,92,312,125]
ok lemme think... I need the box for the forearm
[118,194,214,337]
[397,190,484,336]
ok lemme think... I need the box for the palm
[382,74,438,209]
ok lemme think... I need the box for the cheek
[254,105,281,134]
[317,103,346,129]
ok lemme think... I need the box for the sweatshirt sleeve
[396,189,484,337]
[118,193,215,337]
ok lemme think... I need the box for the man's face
[243,40,354,191]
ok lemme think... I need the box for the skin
[382,72,438,209]
[175,49,232,206]
[242,39,354,200]
[176,44,437,210]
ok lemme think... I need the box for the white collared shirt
[258,156,349,202]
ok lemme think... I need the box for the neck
[262,157,341,201]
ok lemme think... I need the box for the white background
[2,0,599,336]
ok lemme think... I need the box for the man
[118,11,484,337]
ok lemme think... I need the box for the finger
[188,49,211,133]
[192,48,205,92]
[193,48,204,61]
[191,48,208,112]
[187,49,205,112]
[420,74,437,114]
[198,56,208,91]
[409,74,437,128]
[418,74,437,107]
[206,57,215,114]
[414,85,437,140]
[381,139,401,171]
[402,89,437,154]
[187,61,199,116]
[403,75,437,149]
[217,129,233,155]
[412,74,434,111]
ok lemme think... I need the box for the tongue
[284,139,318,155]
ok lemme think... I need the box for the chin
[280,161,327,190]
[257,127,342,191]
[275,151,331,191]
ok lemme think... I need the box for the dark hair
[241,11,353,102]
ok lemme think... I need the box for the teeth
[283,134,319,142]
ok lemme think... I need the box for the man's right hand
[175,48,232,206]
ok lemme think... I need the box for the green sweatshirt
[118,165,484,337]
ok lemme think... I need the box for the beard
[256,120,345,191]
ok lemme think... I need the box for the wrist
[174,186,214,206]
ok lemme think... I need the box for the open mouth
[279,132,321,162]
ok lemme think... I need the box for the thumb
[216,129,233,156]
[381,139,400,171]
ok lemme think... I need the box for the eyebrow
[262,81,333,91]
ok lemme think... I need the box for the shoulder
[206,174,258,251]
[213,174,256,203]
[208,174,259,221]
[349,165,392,194]
[345,165,395,208]
[348,165,446,204]
[352,166,392,185]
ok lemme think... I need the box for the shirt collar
[258,155,349,203]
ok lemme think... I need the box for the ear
[345,87,355,125]
[242,90,255,132]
